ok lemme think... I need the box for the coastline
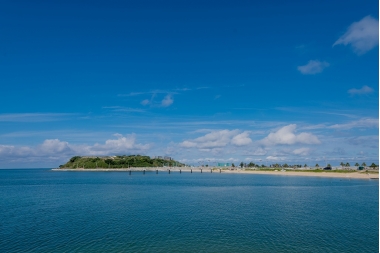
[52,168,379,179]
[222,169,379,179]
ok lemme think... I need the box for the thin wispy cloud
[118,87,208,97]
[297,60,329,75]
[329,118,378,130]
[348,85,374,96]
[119,90,177,97]
[141,99,150,106]
[161,94,174,107]
[140,93,174,107]
[333,15,379,55]
[103,106,145,113]
[0,113,75,122]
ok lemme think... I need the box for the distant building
[217,163,230,167]
[164,156,172,161]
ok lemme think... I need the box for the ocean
[1,169,378,252]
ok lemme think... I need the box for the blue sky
[0,0,378,168]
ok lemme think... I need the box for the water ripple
[0,169,378,252]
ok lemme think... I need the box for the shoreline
[52,168,379,179]
[222,169,379,179]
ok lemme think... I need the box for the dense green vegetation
[59,155,185,169]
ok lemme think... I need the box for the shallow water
[1,169,378,252]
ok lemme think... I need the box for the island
[57,155,185,169]
[53,155,379,179]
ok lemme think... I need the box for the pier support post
[169,169,170,174]
[211,169,212,173]
[220,169,221,173]
[129,170,131,175]
[201,169,202,173]
[180,169,181,174]
[156,170,158,174]
[143,169,145,175]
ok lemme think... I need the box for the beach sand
[221,169,379,179]
[52,168,379,179]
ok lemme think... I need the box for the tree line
[233,162,378,169]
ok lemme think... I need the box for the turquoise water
[1,169,378,252]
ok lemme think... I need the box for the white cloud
[0,139,73,159]
[161,94,173,107]
[265,156,285,161]
[140,94,173,107]
[103,106,145,113]
[348,85,374,95]
[0,134,151,164]
[297,60,329,75]
[180,130,239,149]
[180,129,252,149]
[231,131,252,146]
[329,118,378,130]
[293,147,311,156]
[248,147,267,156]
[76,134,150,156]
[141,99,150,106]
[0,113,74,122]
[260,124,321,146]
[39,139,71,154]
[333,15,379,55]
[180,140,198,148]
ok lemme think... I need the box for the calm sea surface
[1,169,378,252]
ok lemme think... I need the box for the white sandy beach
[221,169,379,179]
[52,168,379,179]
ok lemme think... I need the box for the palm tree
[340,162,344,168]
[315,164,319,167]
[355,163,359,166]
[370,163,377,168]
[361,162,367,166]
[345,162,350,167]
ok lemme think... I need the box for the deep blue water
[0,169,378,252]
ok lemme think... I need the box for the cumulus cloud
[179,140,198,148]
[297,60,329,75]
[39,139,71,154]
[260,124,320,146]
[348,85,374,96]
[333,15,379,55]
[265,156,285,161]
[75,134,150,156]
[231,131,252,146]
[161,94,173,107]
[329,118,378,130]
[180,129,252,149]
[180,130,239,149]
[0,134,151,165]
[0,139,73,159]
[292,147,311,156]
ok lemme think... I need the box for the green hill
[59,155,185,169]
